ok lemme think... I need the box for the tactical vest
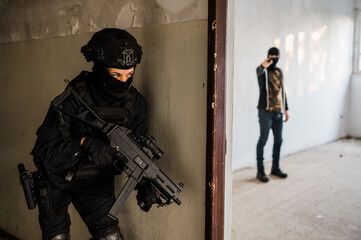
[56,71,139,180]
[59,71,138,141]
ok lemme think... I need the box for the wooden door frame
[206,0,227,239]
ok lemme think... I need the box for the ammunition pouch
[65,161,102,181]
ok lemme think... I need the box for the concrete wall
[0,0,207,43]
[232,0,354,171]
[0,1,208,239]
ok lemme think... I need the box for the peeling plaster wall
[0,0,207,43]
[0,1,208,239]
[0,21,207,240]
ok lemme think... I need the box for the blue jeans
[256,109,283,172]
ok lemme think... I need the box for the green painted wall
[0,20,207,239]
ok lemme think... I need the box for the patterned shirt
[268,70,283,112]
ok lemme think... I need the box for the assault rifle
[51,87,183,220]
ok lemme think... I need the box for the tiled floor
[232,138,361,240]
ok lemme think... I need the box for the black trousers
[256,109,283,172]
[38,176,118,239]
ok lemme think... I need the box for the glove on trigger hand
[135,180,161,212]
[81,138,116,167]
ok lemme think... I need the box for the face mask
[270,58,279,65]
[268,57,279,70]
[103,73,133,93]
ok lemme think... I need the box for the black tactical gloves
[135,180,161,212]
[81,137,126,168]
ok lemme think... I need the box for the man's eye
[112,74,120,78]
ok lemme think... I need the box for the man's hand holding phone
[262,58,273,68]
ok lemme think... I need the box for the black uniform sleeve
[31,97,82,173]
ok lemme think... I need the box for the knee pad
[95,226,125,240]
[48,233,70,240]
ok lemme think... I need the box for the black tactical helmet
[81,28,143,68]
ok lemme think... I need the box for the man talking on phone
[255,47,289,183]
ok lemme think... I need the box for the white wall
[225,0,234,238]
[349,74,361,136]
[349,0,361,137]
[355,0,361,11]
[232,0,354,171]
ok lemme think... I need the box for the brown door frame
[206,0,227,239]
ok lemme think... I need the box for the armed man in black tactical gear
[31,28,160,240]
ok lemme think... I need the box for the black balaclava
[267,47,279,71]
[91,62,135,103]
[93,62,134,91]
[103,68,134,93]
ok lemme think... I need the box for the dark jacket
[256,65,289,112]
[31,71,147,188]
